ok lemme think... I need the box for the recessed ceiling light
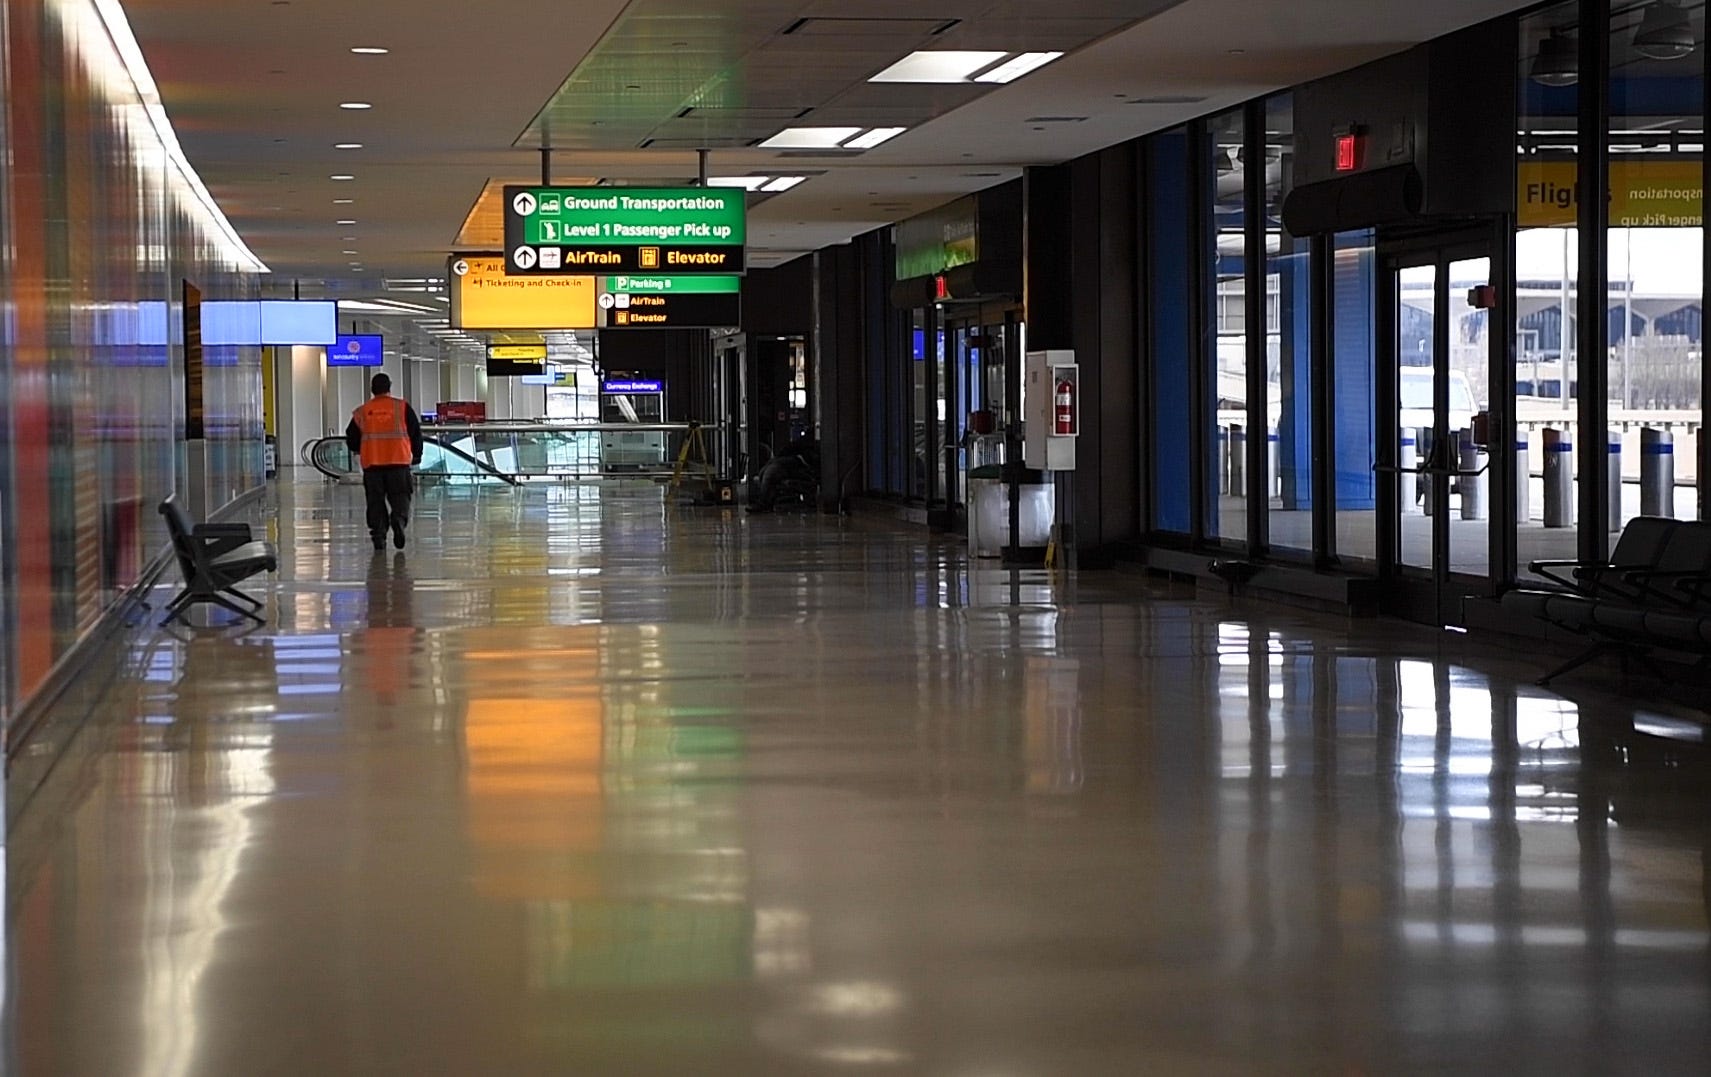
[336,219,357,225]
[761,176,807,192]
[334,143,363,150]
[759,127,862,150]
[708,176,769,190]
[973,51,1064,84]
[870,50,1007,83]
[330,174,355,181]
[334,198,354,204]
[339,102,372,110]
[350,47,389,55]
[845,127,906,150]
[342,250,359,255]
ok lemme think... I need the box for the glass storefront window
[1333,230,1379,563]
[912,311,928,500]
[1208,110,1248,546]
[1516,1,1584,577]
[1607,1,1703,527]
[1265,94,1314,556]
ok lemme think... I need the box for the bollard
[1268,430,1280,500]
[1543,427,1573,528]
[1607,430,1624,531]
[1399,428,1420,515]
[1229,423,1246,498]
[1515,433,1530,522]
[1216,425,1229,495]
[1459,431,1488,521]
[1641,427,1674,517]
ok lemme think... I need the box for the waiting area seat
[158,495,278,626]
[1502,517,1711,685]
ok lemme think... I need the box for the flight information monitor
[328,333,383,367]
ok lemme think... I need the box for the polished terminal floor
[8,478,1711,1074]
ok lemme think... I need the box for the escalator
[303,436,519,486]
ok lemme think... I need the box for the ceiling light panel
[759,126,862,149]
[761,176,807,192]
[845,127,906,150]
[708,176,769,190]
[974,51,1064,84]
[869,51,1008,83]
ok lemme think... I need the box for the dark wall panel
[744,258,814,338]
[597,329,706,421]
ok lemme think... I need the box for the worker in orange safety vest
[345,373,424,551]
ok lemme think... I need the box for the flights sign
[504,187,746,276]
[598,274,742,328]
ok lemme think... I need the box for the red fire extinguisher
[1054,378,1075,436]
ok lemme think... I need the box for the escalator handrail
[302,435,522,486]
[305,437,359,482]
[424,435,521,486]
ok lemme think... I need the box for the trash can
[967,464,1054,558]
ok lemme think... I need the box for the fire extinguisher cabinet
[1024,350,1078,472]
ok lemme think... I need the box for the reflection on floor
[8,477,1711,1073]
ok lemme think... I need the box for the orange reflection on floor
[465,695,606,901]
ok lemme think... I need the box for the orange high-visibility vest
[353,395,413,468]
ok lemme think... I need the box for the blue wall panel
[1333,234,1377,509]
[1149,130,1193,534]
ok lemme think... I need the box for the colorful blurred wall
[1,0,267,746]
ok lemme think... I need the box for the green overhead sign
[598,274,742,329]
[602,275,741,295]
[505,186,746,276]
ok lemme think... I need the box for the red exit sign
[1334,128,1361,174]
[1335,131,1363,172]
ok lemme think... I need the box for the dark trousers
[363,466,413,540]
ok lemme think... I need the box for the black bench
[1501,517,1711,685]
[159,496,278,626]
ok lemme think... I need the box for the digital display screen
[328,333,383,367]
[197,300,339,345]
[520,369,572,386]
[259,300,337,345]
[200,301,261,346]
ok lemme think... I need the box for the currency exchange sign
[504,186,746,276]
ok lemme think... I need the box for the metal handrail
[421,422,719,440]
[302,436,521,487]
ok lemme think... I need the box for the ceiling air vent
[677,106,814,120]
[781,17,959,37]
[1125,95,1209,105]
[639,137,760,149]
[1024,116,1088,124]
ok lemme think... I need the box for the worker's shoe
[392,524,406,550]
[372,533,385,552]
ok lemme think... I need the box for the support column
[1576,0,1610,561]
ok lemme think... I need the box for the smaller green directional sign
[597,275,742,329]
[602,275,741,295]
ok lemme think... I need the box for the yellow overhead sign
[448,254,596,330]
[487,345,548,361]
[1519,159,1702,228]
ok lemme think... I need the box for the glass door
[1386,244,1494,626]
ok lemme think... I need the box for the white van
[1399,367,1478,436]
